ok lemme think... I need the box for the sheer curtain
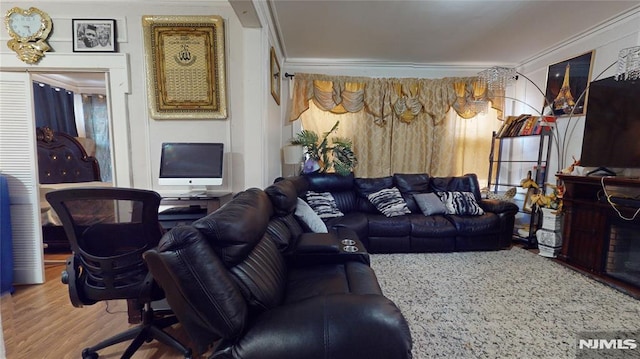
[444,107,502,186]
[294,74,503,178]
[81,94,112,182]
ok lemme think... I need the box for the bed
[37,126,112,252]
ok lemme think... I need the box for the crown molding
[519,5,640,68]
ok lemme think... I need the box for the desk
[158,191,232,230]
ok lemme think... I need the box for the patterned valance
[289,73,505,124]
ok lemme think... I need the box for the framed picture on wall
[142,15,227,119]
[270,47,281,105]
[543,50,594,116]
[72,19,116,52]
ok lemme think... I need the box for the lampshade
[283,144,303,164]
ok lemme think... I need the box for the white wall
[514,9,640,177]
[0,0,281,194]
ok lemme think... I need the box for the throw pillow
[294,198,328,233]
[436,191,485,216]
[367,187,411,217]
[305,191,344,219]
[413,192,447,216]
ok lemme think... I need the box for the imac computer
[159,142,224,195]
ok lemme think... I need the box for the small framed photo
[270,47,281,105]
[72,19,116,52]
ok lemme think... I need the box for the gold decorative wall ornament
[4,7,52,64]
[142,15,227,119]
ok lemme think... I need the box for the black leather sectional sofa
[284,172,519,253]
[144,184,413,359]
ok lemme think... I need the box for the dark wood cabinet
[557,175,640,297]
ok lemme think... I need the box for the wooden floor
[1,254,206,359]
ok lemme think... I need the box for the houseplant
[291,121,357,176]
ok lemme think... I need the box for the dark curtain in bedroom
[32,82,78,137]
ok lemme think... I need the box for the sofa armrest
[213,294,412,359]
[287,232,371,266]
[479,198,519,215]
[293,232,341,254]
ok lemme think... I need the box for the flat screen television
[159,142,224,186]
[579,76,640,175]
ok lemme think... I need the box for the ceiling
[44,1,640,88]
[271,0,640,67]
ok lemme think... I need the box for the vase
[540,207,563,232]
[536,207,563,258]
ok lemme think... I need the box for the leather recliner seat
[144,186,413,359]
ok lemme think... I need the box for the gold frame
[270,47,281,105]
[142,15,227,119]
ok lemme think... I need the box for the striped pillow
[305,191,344,218]
[367,187,411,217]
[436,191,485,216]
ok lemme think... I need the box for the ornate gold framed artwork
[270,47,281,105]
[142,15,227,119]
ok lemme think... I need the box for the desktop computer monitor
[158,142,224,187]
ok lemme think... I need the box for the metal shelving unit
[488,128,552,247]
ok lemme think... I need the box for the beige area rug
[370,247,640,359]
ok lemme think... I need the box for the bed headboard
[36,127,101,184]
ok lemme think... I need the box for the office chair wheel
[81,348,98,359]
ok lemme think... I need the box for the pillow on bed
[436,191,485,216]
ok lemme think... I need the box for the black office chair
[46,187,192,359]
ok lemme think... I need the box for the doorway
[0,52,131,284]
[32,71,113,183]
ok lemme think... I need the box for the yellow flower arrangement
[529,183,564,214]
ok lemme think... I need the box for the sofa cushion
[430,174,482,201]
[393,173,431,212]
[408,214,457,237]
[413,192,447,216]
[367,187,411,217]
[265,179,298,216]
[266,213,306,251]
[285,262,382,303]
[306,191,344,218]
[368,214,411,237]
[354,176,393,213]
[305,172,354,192]
[294,198,328,233]
[194,188,274,267]
[436,191,485,216]
[148,226,248,348]
[447,212,499,234]
[229,235,286,311]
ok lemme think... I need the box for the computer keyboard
[160,205,206,215]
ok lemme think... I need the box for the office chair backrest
[46,187,163,302]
